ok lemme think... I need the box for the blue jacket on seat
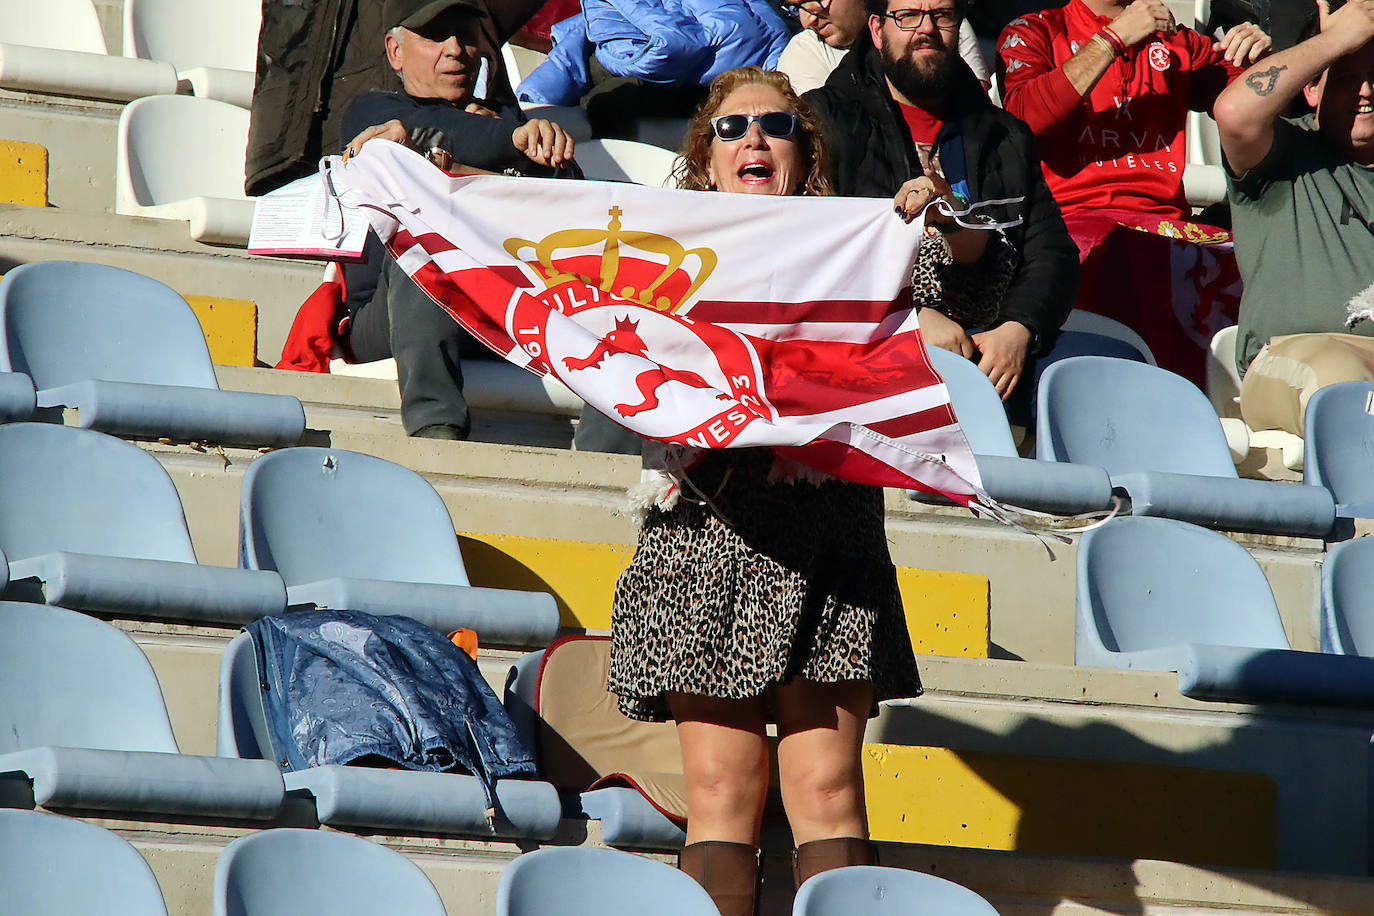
[247,609,537,809]
[519,0,791,106]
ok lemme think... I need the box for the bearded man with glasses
[804,0,1078,406]
[778,0,992,94]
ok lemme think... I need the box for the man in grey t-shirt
[1215,0,1374,376]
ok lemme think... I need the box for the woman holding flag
[606,67,929,916]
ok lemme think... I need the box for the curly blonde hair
[670,67,834,197]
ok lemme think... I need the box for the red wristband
[1100,26,1127,55]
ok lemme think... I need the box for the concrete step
[91,814,1374,916]
[125,610,1374,876]
[0,204,323,363]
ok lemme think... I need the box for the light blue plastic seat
[0,260,304,446]
[793,865,999,916]
[1078,517,1374,705]
[505,650,686,850]
[0,370,35,422]
[914,348,1115,516]
[0,809,170,915]
[0,423,286,624]
[1320,537,1374,656]
[496,847,718,916]
[1304,381,1374,539]
[239,446,559,646]
[0,601,283,819]
[218,632,562,838]
[214,829,447,916]
[1038,356,1335,536]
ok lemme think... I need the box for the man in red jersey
[997,0,1269,382]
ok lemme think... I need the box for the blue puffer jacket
[520,0,791,106]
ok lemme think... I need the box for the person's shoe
[411,424,466,441]
[678,841,760,916]
[792,836,877,889]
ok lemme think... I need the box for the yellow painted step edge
[458,530,989,659]
[183,295,258,368]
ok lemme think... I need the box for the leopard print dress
[608,448,923,722]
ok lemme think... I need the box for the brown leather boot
[792,836,878,888]
[678,840,760,916]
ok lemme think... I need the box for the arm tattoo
[1244,65,1288,96]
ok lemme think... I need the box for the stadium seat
[793,865,999,916]
[0,809,170,915]
[239,446,559,646]
[505,648,686,850]
[915,348,1115,516]
[0,424,287,624]
[1060,310,1157,365]
[218,632,562,838]
[1077,516,1374,705]
[1320,537,1374,656]
[575,139,680,187]
[115,95,257,245]
[1304,381,1374,531]
[1037,356,1335,536]
[214,829,447,916]
[124,0,259,108]
[495,847,719,916]
[0,261,305,446]
[0,601,284,819]
[0,0,178,102]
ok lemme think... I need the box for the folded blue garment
[247,609,537,809]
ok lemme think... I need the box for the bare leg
[773,678,874,845]
[670,692,769,916]
[668,692,770,844]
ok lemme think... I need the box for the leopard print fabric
[910,226,1019,328]
[608,449,923,722]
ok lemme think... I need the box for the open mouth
[1358,101,1374,115]
[738,162,775,182]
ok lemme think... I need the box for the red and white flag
[330,141,982,504]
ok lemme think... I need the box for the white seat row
[0,0,256,106]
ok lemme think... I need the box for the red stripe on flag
[864,403,959,441]
[753,330,941,416]
[687,294,910,326]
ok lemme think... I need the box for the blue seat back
[214,829,447,916]
[1037,356,1236,476]
[496,847,718,916]
[1078,517,1289,656]
[927,347,1017,458]
[239,447,469,586]
[1304,381,1374,507]
[793,865,999,916]
[0,809,170,915]
[216,632,274,759]
[0,423,197,563]
[0,261,219,390]
[0,601,180,753]
[1320,537,1374,656]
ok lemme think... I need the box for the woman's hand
[512,118,575,168]
[971,321,1032,401]
[893,163,958,227]
[918,307,977,360]
[343,119,408,159]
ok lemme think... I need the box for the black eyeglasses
[880,8,958,29]
[709,112,799,142]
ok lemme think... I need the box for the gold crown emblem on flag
[504,206,717,313]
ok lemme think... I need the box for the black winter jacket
[803,41,1078,352]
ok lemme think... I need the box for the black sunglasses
[709,112,799,142]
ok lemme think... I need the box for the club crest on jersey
[1147,42,1171,72]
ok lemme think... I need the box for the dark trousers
[345,255,493,436]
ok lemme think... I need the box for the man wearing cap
[339,0,576,440]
